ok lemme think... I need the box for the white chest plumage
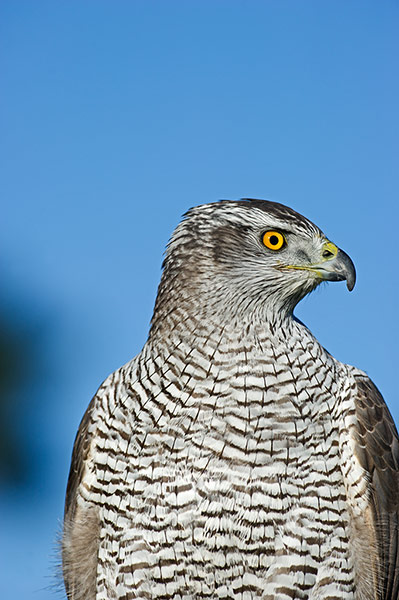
[79,318,361,600]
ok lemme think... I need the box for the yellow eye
[262,231,285,251]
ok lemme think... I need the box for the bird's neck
[146,297,322,374]
[136,304,340,434]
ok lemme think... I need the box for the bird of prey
[62,199,399,600]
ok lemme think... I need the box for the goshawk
[63,199,399,600]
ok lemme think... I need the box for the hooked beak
[283,242,356,291]
[311,247,356,291]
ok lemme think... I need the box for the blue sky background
[1,2,398,598]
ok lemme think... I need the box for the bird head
[153,199,356,327]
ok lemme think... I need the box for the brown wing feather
[354,375,399,599]
[63,396,99,600]
[64,396,96,523]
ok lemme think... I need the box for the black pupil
[269,235,279,246]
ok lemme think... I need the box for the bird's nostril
[323,249,334,258]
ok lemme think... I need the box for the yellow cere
[262,231,285,251]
